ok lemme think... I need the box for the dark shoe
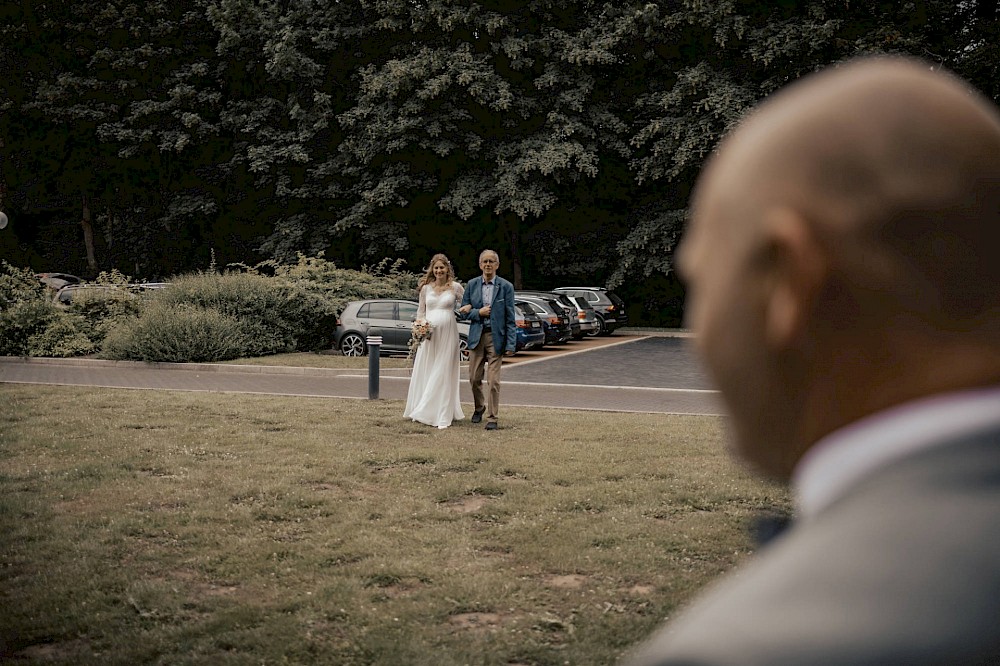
[471,410,484,424]
[485,422,498,431]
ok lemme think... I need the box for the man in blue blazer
[460,249,516,430]
[623,57,1000,665]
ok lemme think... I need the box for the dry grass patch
[1,384,788,665]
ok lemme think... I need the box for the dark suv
[552,287,628,336]
[515,295,573,345]
[517,290,591,339]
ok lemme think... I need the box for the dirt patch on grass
[374,582,422,599]
[448,612,505,632]
[543,573,589,589]
[439,495,491,513]
[149,570,240,599]
[16,638,92,661]
[627,584,655,595]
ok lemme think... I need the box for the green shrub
[0,300,56,356]
[1,264,146,357]
[0,262,58,356]
[102,302,253,363]
[0,261,47,306]
[230,254,420,351]
[65,284,142,340]
[153,272,333,355]
[27,313,97,357]
[3,256,422,362]
[236,254,419,311]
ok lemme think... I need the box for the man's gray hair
[479,249,499,263]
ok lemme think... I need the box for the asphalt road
[1,335,724,415]
[506,336,715,390]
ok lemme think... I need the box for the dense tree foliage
[2,0,997,325]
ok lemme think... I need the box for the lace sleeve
[416,285,427,321]
[453,281,465,303]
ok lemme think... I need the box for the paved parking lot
[506,336,713,390]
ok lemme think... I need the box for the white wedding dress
[403,283,465,428]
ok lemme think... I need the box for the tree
[4,1,997,326]
[1,0,249,277]
[604,0,973,289]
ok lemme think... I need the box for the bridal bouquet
[407,320,433,360]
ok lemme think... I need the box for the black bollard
[367,335,382,399]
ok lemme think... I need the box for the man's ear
[761,208,828,349]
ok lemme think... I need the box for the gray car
[564,295,600,338]
[335,298,470,360]
[552,287,628,336]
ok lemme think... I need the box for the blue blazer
[461,275,516,354]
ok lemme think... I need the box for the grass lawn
[1,384,788,665]
[217,352,414,370]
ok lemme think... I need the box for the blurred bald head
[715,57,1000,322]
[679,57,1000,478]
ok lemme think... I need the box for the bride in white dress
[403,254,465,428]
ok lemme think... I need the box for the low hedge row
[1,255,419,363]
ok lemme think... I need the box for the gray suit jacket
[623,426,1000,666]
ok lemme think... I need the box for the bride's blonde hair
[417,253,456,290]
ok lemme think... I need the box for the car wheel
[587,316,605,337]
[459,336,470,362]
[340,333,367,357]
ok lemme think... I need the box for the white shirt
[793,384,1000,521]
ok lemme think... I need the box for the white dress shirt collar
[793,384,1000,521]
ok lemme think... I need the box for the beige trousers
[468,331,502,422]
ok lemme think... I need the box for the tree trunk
[81,194,98,275]
[507,215,523,290]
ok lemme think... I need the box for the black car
[519,289,598,339]
[514,304,546,352]
[515,295,572,345]
[552,287,628,336]
[334,298,470,359]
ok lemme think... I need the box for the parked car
[513,303,546,352]
[53,281,168,306]
[334,299,470,360]
[36,272,82,290]
[515,295,572,345]
[518,290,580,339]
[53,283,134,306]
[565,295,600,338]
[132,282,171,293]
[552,287,628,336]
